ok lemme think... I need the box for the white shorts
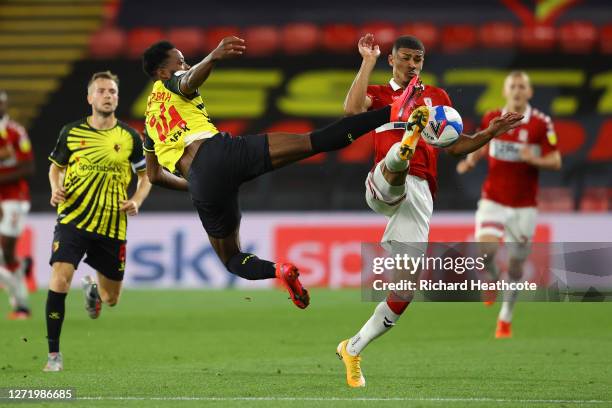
[475,198,537,244]
[365,166,433,243]
[0,200,30,237]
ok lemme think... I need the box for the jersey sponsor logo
[518,129,529,142]
[73,156,122,177]
[489,140,541,162]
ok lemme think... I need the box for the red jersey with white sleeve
[480,105,558,208]
[0,116,33,201]
[367,79,452,198]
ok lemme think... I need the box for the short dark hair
[142,40,175,78]
[87,71,119,91]
[393,35,425,53]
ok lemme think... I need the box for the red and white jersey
[0,116,33,201]
[367,78,452,198]
[480,105,558,208]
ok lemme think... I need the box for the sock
[498,283,519,323]
[347,299,404,356]
[226,253,276,280]
[46,290,67,353]
[310,106,391,152]
[384,142,409,172]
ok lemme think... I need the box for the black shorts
[187,132,273,238]
[49,223,127,281]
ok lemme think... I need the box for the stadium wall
[21,213,612,289]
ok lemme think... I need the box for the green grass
[1,289,611,407]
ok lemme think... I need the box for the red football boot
[275,263,310,309]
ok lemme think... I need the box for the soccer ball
[421,105,463,147]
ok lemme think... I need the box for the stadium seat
[537,188,573,212]
[599,24,612,53]
[579,187,609,212]
[281,23,320,55]
[399,23,438,51]
[127,28,164,59]
[559,21,597,54]
[243,26,280,57]
[518,25,556,52]
[360,22,398,54]
[204,26,241,53]
[321,24,359,53]
[479,22,516,49]
[89,27,125,59]
[167,27,204,57]
[440,25,477,53]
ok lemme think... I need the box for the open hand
[358,33,381,61]
[487,112,524,138]
[211,36,246,61]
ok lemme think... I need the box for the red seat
[360,22,398,54]
[167,27,204,56]
[281,23,320,55]
[559,21,597,54]
[580,188,609,212]
[89,27,125,59]
[321,24,358,53]
[479,22,516,49]
[204,26,241,53]
[537,188,573,212]
[399,23,438,51]
[243,25,279,56]
[440,24,477,53]
[127,28,164,59]
[518,25,556,52]
[600,24,612,53]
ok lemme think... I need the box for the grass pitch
[1,289,611,407]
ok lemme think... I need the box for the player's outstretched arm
[344,34,379,115]
[445,112,523,157]
[145,152,189,191]
[179,36,246,96]
[120,171,152,216]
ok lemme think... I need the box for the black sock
[46,290,67,353]
[310,106,391,153]
[226,253,276,280]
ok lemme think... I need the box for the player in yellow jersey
[141,37,422,309]
[43,71,152,372]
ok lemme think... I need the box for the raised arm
[145,151,189,191]
[179,36,246,96]
[344,34,379,115]
[445,112,524,157]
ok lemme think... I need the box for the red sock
[386,291,410,315]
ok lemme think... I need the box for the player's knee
[50,269,72,292]
[100,290,119,307]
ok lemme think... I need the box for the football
[421,105,463,147]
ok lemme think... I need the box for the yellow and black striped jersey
[143,71,218,173]
[48,118,146,240]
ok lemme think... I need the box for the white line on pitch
[78,396,609,404]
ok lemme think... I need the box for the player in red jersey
[336,34,523,387]
[457,71,561,338]
[0,90,35,319]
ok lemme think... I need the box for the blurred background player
[44,71,151,371]
[0,90,35,320]
[141,36,421,310]
[456,70,561,339]
[336,34,523,387]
